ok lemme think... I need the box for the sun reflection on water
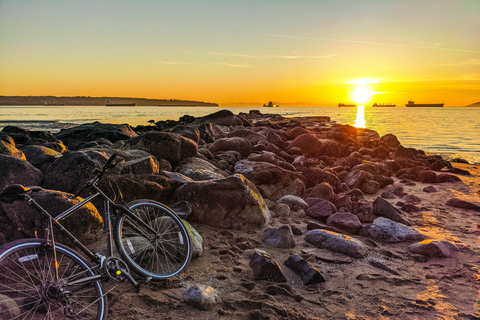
[354,105,366,128]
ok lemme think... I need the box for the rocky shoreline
[1,109,480,319]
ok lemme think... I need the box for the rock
[261,225,295,248]
[174,174,270,229]
[332,195,353,211]
[226,128,265,146]
[275,203,291,217]
[121,132,197,166]
[197,122,227,143]
[0,134,25,159]
[193,109,242,127]
[249,252,286,282]
[408,239,459,258]
[368,217,426,243]
[437,173,461,183]
[372,145,390,159]
[446,198,480,211]
[381,191,396,199]
[302,167,341,191]
[401,204,421,212]
[183,284,220,310]
[284,254,325,285]
[306,182,335,201]
[121,155,160,175]
[360,179,381,194]
[389,184,405,196]
[55,122,137,150]
[372,197,410,225]
[0,155,42,190]
[423,186,438,193]
[344,170,374,190]
[287,134,339,158]
[43,150,114,193]
[19,145,62,172]
[182,220,203,258]
[1,189,103,244]
[174,157,229,181]
[394,145,416,160]
[277,195,308,211]
[380,133,401,149]
[418,170,438,183]
[169,125,200,144]
[305,229,368,258]
[234,160,299,201]
[326,212,362,234]
[209,137,253,158]
[305,199,337,222]
[0,293,20,319]
[302,248,353,264]
[286,127,308,140]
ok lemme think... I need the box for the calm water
[1,105,479,164]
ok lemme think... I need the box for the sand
[101,163,480,320]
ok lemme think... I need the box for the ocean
[1,105,479,164]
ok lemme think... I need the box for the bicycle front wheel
[114,200,192,281]
[0,238,107,320]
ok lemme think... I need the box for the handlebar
[74,153,119,197]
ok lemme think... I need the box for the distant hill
[465,102,480,107]
[0,96,219,107]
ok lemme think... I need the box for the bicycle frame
[25,181,161,283]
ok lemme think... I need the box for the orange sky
[1,0,479,106]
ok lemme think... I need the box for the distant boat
[372,103,396,107]
[263,101,279,108]
[405,100,443,107]
[106,100,136,106]
[338,103,356,107]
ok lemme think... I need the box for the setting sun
[352,85,375,105]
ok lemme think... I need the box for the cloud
[156,60,193,65]
[195,51,338,60]
[261,34,480,54]
[266,54,338,59]
[428,59,480,67]
[213,62,251,68]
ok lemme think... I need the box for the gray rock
[275,203,291,217]
[306,182,335,201]
[423,186,438,193]
[183,284,220,310]
[368,217,426,243]
[306,199,337,222]
[277,195,308,211]
[0,293,20,319]
[408,239,459,258]
[305,229,368,258]
[381,191,396,199]
[182,220,203,258]
[261,225,295,248]
[372,197,410,225]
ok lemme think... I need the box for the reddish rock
[326,212,362,234]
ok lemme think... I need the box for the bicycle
[0,153,192,320]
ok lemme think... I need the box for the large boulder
[55,122,137,150]
[174,157,229,181]
[174,174,270,229]
[121,132,197,166]
[0,155,42,190]
[43,150,113,194]
[193,109,243,127]
[1,189,103,244]
[234,160,300,200]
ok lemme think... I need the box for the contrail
[262,34,480,54]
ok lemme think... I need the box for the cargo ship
[106,100,137,106]
[405,100,443,107]
[372,103,395,107]
[263,101,279,108]
[338,103,356,107]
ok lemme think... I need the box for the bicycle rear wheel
[114,200,191,281]
[0,239,107,320]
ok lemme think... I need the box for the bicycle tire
[114,200,192,280]
[0,238,108,320]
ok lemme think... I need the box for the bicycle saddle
[0,184,42,203]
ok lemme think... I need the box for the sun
[352,84,375,105]
[348,78,378,105]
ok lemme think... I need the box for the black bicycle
[0,154,192,320]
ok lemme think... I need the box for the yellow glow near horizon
[352,85,375,105]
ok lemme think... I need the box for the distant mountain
[465,102,480,107]
[0,96,218,107]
